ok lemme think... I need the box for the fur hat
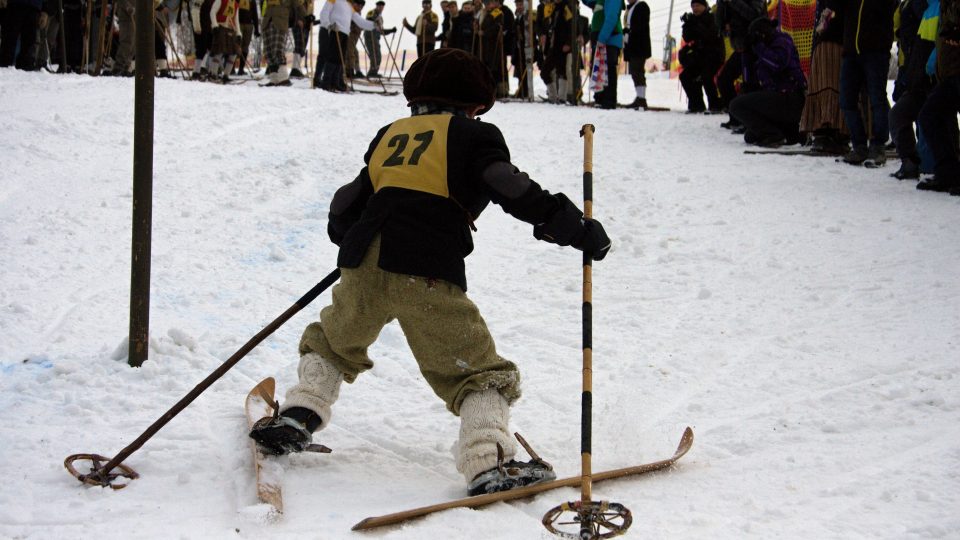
[403,48,496,115]
[690,0,708,7]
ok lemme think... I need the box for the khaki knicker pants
[298,236,521,416]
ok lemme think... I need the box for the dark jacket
[451,11,477,51]
[744,30,807,93]
[715,0,766,50]
[623,0,651,59]
[827,0,898,54]
[897,0,935,93]
[329,114,590,292]
[679,11,725,69]
[938,0,960,77]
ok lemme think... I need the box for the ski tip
[351,518,373,531]
[675,427,695,459]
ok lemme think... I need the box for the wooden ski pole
[64,270,341,489]
[333,29,351,91]
[542,126,632,540]
[383,29,403,80]
[94,0,110,74]
[359,32,389,93]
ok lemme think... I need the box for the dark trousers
[839,51,891,147]
[729,88,806,142]
[889,89,928,164]
[717,51,742,109]
[917,75,960,180]
[416,39,434,58]
[589,36,619,109]
[627,53,647,87]
[319,29,348,90]
[193,31,210,65]
[679,61,721,111]
[0,3,40,69]
[292,22,307,55]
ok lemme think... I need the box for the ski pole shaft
[85,269,341,482]
[580,124,595,510]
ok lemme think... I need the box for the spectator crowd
[1,0,959,194]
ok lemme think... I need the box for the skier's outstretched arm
[481,161,611,260]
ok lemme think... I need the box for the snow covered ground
[1,69,959,540]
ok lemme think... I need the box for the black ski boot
[891,159,920,180]
[249,407,322,456]
[466,439,556,496]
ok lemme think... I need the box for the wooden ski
[351,426,694,531]
[244,377,284,515]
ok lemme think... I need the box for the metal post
[57,0,68,71]
[662,0,675,70]
[128,0,156,367]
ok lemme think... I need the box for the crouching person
[249,48,612,495]
[729,18,808,147]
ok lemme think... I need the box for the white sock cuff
[637,85,646,99]
[281,353,344,428]
[454,389,517,482]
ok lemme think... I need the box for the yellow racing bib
[368,115,451,198]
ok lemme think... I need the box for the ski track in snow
[1,70,959,539]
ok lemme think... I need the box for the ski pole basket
[64,453,139,489]
[542,500,633,540]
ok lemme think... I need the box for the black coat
[450,12,477,52]
[679,10,724,68]
[715,0,765,50]
[826,0,897,55]
[623,0,651,59]
[329,114,588,292]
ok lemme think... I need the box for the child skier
[250,48,612,495]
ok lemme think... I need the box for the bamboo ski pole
[542,126,632,540]
[580,124,595,509]
[64,269,341,489]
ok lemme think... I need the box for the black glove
[533,194,611,261]
[578,219,611,261]
[384,27,397,34]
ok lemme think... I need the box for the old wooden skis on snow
[351,426,694,531]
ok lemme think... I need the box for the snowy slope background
[1,71,959,540]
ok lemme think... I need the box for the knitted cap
[403,48,496,115]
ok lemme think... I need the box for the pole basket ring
[542,500,632,540]
[64,454,139,489]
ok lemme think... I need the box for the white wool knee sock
[281,352,344,428]
[454,389,517,482]
[636,85,646,99]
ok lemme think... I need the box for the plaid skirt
[263,25,287,66]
